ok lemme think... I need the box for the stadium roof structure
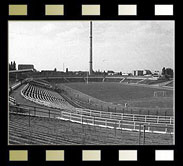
[9,69,34,73]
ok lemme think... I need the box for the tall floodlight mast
[89,21,93,75]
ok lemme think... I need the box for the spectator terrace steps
[21,84,74,110]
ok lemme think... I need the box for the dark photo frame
[0,0,180,166]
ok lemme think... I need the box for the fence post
[34,107,36,116]
[118,120,120,128]
[143,125,146,145]
[82,116,84,132]
[138,124,141,145]
[16,106,18,113]
[134,122,136,130]
[60,111,62,118]
[120,120,123,133]
[148,123,150,131]
[94,116,96,132]
[29,108,30,127]
[105,119,107,127]
[157,116,159,123]
[114,121,116,137]
[165,124,168,133]
[28,108,31,144]
[170,117,172,124]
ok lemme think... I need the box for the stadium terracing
[8,73,174,145]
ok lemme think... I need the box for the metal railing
[9,104,174,134]
[74,108,174,125]
[9,96,16,105]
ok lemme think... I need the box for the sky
[9,21,174,73]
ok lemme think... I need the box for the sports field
[62,82,173,109]
[9,81,174,145]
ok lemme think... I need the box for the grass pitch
[63,82,173,109]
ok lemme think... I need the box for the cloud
[9,21,174,72]
[41,23,57,33]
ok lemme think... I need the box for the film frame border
[0,0,179,166]
[6,0,176,19]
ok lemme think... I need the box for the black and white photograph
[8,21,174,145]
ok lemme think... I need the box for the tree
[162,67,166,75]
[13,61,16,70]
[9,61,16,70]
[165,68,173,78]
[103,70,107,76]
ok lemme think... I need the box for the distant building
[151,71,160,78]
[143,70,152,76]
[133,70,152,76]
[107,70,115,75]
[74,71,88,76]
[122,73,128,76]
[40,70,64,77]
[18,64,34,70]
[133,70,143,76]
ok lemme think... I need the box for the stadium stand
[35,79,50,84]
[44,77,69,83]
[158,80,174,87]
[29,80,51,88]
[21,83,75,110]
[164,81,173,87]
[104,77,124,82]
[65,77,85,82]
[85,77,103,82]
[138,79,169,85]
[122,78,144,84]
